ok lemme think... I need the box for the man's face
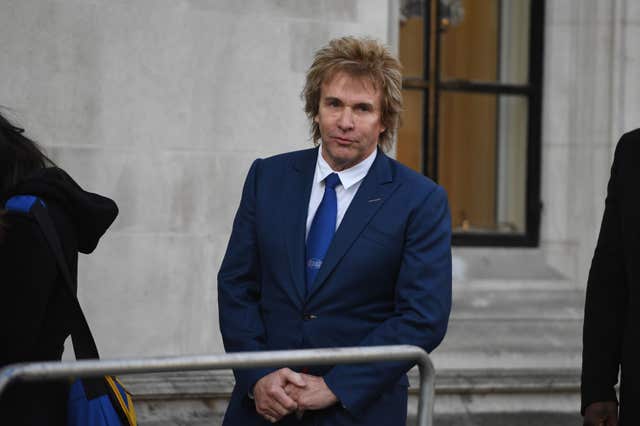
[315,71,385,171]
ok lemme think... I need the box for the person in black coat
[582,130,640,426]
[0,111,118,425]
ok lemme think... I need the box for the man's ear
[314,115,319,124]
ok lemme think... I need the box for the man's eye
[356,105,372,112]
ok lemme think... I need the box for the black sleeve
[580,135,630,413]
[0,214,58,366]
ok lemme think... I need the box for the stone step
[424,277,584,425]
[451,287,584,320]
[433,318,582,370]
[438,278,584,371]
[430,412,582,426]
[414,367,581,425]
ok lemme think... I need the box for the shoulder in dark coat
[0,167,118,424]
[581,129,640,423]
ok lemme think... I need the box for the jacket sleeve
[0,215,58,366]
[217,159,275,396]
[581,136,629,413]
[323,184,452,418]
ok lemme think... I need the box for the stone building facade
[1,0,638,423]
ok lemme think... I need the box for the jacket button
[303,314,317,321]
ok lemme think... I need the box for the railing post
[417,352,436,426]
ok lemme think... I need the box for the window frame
[401,0,545,247]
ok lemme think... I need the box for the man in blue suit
[218,36,452,425]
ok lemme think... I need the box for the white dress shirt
[305,146,377,239]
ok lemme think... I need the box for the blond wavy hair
[302,36,403,152]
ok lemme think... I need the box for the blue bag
[5,195,136,426]
[67,376,135,426]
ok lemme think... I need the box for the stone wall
[538,0,639,287]
[3,0,639,423]
[0,0,392,358]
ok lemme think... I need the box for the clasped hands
[253,368,338,423]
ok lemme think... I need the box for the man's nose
[337,108,354,131]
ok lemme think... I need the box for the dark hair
[0,110,55,241]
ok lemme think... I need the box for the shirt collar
[316,145,377,190]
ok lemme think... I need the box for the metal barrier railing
[0,344,435,425]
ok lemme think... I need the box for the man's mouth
[332,136,355,145]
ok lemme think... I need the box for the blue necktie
[306,173,341,292]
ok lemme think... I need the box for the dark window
[397,0,545,246]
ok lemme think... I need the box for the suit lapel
[284,148,318,305]
[307,151,399,299]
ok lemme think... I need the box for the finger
[258,392,295,418]
[260,406,282,423]
[284,383,302,399]
[256,398,285,421]
[283,384,295,397]
[272,386,298,411]
[281,368,306,387]
[262,381,297,412]
[268,398,291,418]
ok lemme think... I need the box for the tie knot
[324,173,341,190]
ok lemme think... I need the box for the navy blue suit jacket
[218,148,452,425]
